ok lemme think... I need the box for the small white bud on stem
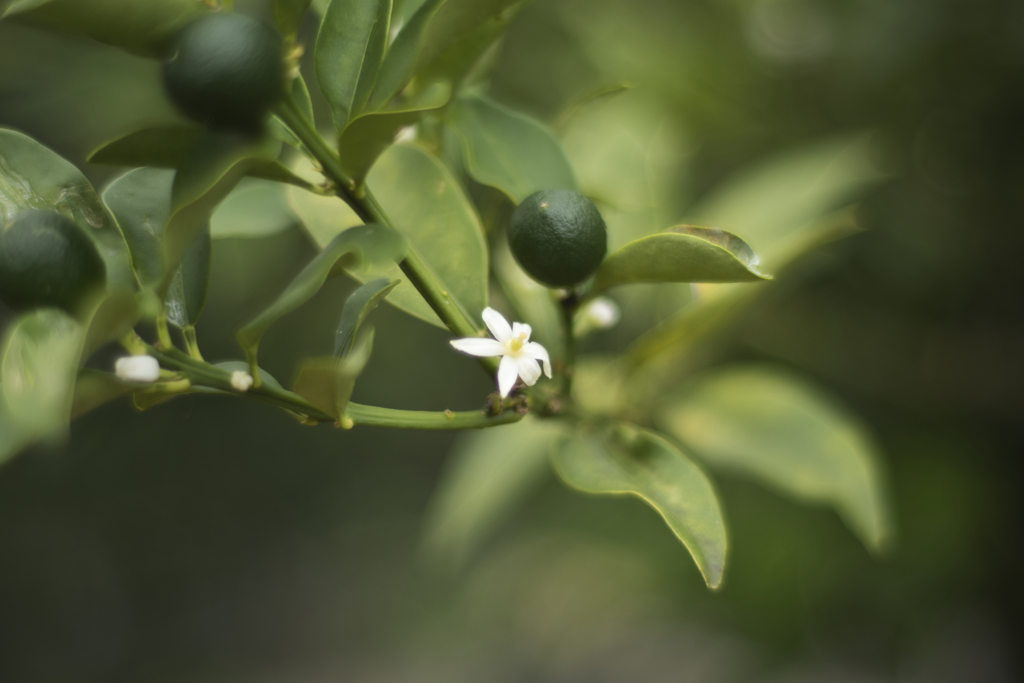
[230,371,255,393]
[115,355,161,383]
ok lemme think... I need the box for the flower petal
[511,322,532,341]
[482,307,513,342]
[516,355,542,386]
[497,355,519,397]
[450,338,505,357]
[523,341,552,378]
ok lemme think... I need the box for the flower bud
[115,355,160,383]
[231,371,254,393]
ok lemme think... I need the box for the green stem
[148,346,519,430]
[346,403,522,430]
[559,296,577,395]
[155,309,173,349]
[274,99,495,370]
[183,325,203,361]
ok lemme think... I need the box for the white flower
[115,355,160,383]
[450,307,552,398]
[231,371,254,393]
[582,297,620,330]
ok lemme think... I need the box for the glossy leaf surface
[315,0,392,131]
[365,0,446,110]
[551,425,727,588]
[163,131,276,278]
[422,417,565,570]
[659,364,893,552]
[4,0,206,58]
[592,226,770,294]
[334,278,399,357]
[0,128,133,291]
[210,179,300,240]
[362,144,489,326]
[81,290,140,358]
[288,144,488,328]
[237,224,404,361]
[339,83,450,183]
[102,168,210,327]
[449,94,577,203]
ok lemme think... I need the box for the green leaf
[625,210,863,371]
[591,226,770,294]
[82,289,141,358]
[293,327,374,420]
[2,1,54,16]
[422,416,565,570]
[89,126,317,191]
[165,225,210,327]
[551,424,727,588]
[237,224,404,366]
[686,135,885,269]
[0,127,133,292]
[163,131,277,279]
[269,75,317,153]
[4,0,206,58]
[1,308,85,444]
[334,277,399,357]
[273,0,312,37]
[315,0,392,131]
[101,167,211,327]
[339,81,450,183]
[448,94,577,204]
[288,144,489,328]
[365,0,446,110]
[360,143,489,325]
[658,364,893,553]
[412,0,523,76]
[88,126,204,168]
[412,1,524,93]
[70,368,132,419]
[210,178,300,240]
[553,81,635,132]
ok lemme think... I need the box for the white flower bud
[583,297,621,330]
[231,370,254,393]
[115,355,160,383]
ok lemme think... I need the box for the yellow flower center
[508,332,527,353]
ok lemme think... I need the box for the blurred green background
[1,0,1022,680]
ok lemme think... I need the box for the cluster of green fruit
[1,13,608,321]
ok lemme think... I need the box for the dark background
[1,0,1022,680]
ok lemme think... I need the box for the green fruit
[162,13,284,133]
[0,210,106,314]
[507,189,607,288]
